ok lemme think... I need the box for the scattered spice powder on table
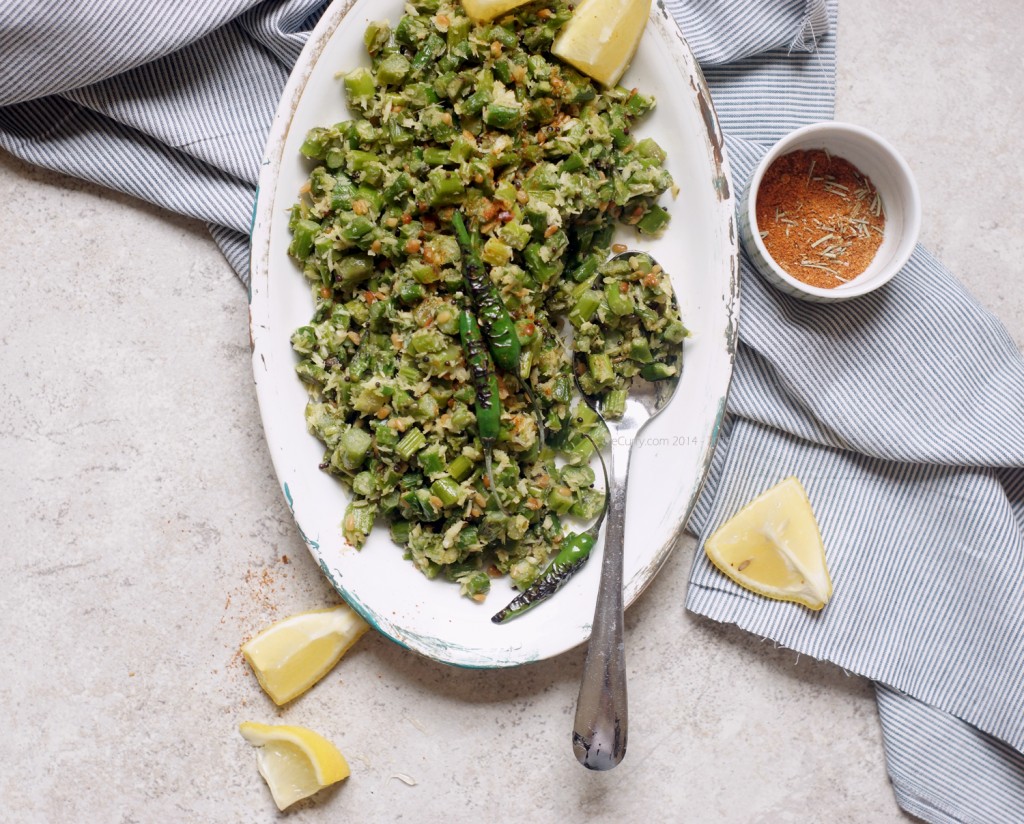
[755,149,886,289]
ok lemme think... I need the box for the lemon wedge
[551,0,651,88]
[704,477,833,610]
[239,721,350,810]
[460,0,532,22]
[241,605,369,706]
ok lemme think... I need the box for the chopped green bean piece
[396,428,427,461]
[430,477,462,507]
[343,500,377,547]
[344,67,377,103]
[447,454,474,481]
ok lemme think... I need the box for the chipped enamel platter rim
[249,0,738,668]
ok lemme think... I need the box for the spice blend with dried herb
[755,149,885,288]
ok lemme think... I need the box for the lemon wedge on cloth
[704,477,833,610]
[241,605,369,706]
[552,0,652,88]
[239,721,350,810]
[461,0,532,22]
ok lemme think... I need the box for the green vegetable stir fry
[571,253,687,418]
[287,0,682,600]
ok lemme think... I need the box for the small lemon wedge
[461,0,532,22]
[239,721,350,811]
[241,605,369,706]
[704,477,833,610]
[551,0,651,88]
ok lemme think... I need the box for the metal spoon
[571,253,683,771]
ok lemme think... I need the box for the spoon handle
[572,432,635,770]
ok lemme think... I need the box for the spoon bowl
[570,252,684,770]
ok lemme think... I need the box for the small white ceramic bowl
[738,121,921,302]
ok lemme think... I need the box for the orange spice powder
[755,149,886,289]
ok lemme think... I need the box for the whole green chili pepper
[453,210,545,452]
[490,532,597,623]
[452,212,521,376]
[491,435,609,623]
[458,309,500,442]
[458,308,501,498]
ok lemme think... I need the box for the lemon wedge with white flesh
[461,0,533,22]
[241,605,369,706]
[239,721,350,811]
[551,0,651,88]
[704,477,833,610]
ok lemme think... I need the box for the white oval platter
[249,0,738,668]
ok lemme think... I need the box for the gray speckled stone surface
[1,3,1020,821]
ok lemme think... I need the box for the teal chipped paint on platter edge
[283,482,320,551]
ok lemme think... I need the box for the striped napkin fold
[3,0,1022,819]
[682,3,1024,820]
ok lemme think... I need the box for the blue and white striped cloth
[4,1,1023,819]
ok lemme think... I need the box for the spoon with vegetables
[491,434,610,623]
[570,251,686,771]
